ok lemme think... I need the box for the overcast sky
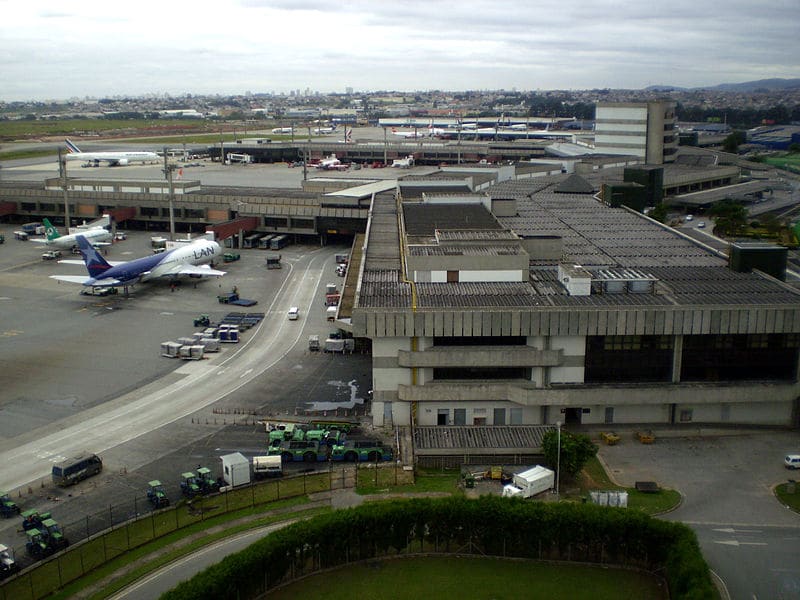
[1,0,798,102]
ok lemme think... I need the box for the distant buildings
[594,100,678,164]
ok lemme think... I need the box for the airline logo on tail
[76,236,112,279]
[42,218,61,241]
[65,139,81,154]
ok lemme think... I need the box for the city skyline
[1,0,798,102]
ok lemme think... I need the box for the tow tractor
[25,519,68,558]
[196,467,220,494]
[21,509,51,531]
[0,492,20,518]
[180,472,202,498]
[194,314,211,327]
[146,480,170,508]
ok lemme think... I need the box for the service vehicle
[52,453,103,486]
[196,467,220,493]
[21,509,51,531]
[0,544,18,580]
[180,472,202,497]
[288,306,299,320]
[785,454,800,469]
[0,492,19,518]
[268,440,329,462]
[42,250,62,260]
[252,455,283,479]
[308,334,320,351]
[330,440,393,462]
[147,480,170,508]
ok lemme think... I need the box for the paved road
[600,431,800,599]
[0,244,333,492]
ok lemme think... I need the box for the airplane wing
[50,275,91,284]
[50,275,123,286]
[164,264,226,277]
[58,259,126,266]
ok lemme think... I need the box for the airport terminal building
[352,177,800,429]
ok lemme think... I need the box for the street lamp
[555,421,561,498]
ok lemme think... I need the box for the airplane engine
[117,159,129,166]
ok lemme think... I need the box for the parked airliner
[51,235,225,289]
[30,218,112,250]
[65,139,160,167]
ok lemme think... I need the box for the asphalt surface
[0,223,373,574]
[600,431,800,600]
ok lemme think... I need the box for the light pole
[555,421,561,498]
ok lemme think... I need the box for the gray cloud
[0,0,798,101]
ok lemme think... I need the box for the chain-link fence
[0,465,367,600]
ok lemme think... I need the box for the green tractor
[146,480,170,509]
[25,519,68,558]
[0,492,20,518]
[194,314,211,327]
[196,467,220,494]
[21,509,51,531]
[180,472,201,498]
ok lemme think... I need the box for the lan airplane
[30,218,112,250]
[51,235,225,289]
[64,139,160,167]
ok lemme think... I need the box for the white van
[785,454,800,469]
[288,307,299,320]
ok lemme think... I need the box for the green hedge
[161,496,714,600]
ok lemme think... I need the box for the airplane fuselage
[47,228,111,249]
[86,240,221,286]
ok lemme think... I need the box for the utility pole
[58,148,70,229]
[162,147,176,241]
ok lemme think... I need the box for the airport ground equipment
[21,509,51,531]
[223,252,240,263]
[0,543,18,580]
[25,520,68,558]
[194,314,211,327]
[266,253,282,269]
[308,334,320,351]
[220,452,251,487]
[330,440,393,462]
[268,440,329,463]
[180,473,202,498]
[252,455,283,479]
[147,480,170,508]
[0,492,19,518]
[196,467,220,494]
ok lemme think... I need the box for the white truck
[502,465,554,498]
[252,455,282,479]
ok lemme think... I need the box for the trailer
[252,455,283,479]
[270,234,289,250]
[220,452,250,487]
[242,233,264,249]
[265,253,282,269]
[502,466,554,498]
[258,234,276,249]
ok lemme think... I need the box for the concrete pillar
[671,335,683,383]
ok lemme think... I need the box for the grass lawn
[357,466,462,495]
[775,482,800,513]
[266,556,667,600]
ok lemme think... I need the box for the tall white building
[594,101,678,164]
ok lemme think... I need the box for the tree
[722,131,746,154]
[541,429,598,478]
[708,198,748,236]
[648,203,669,223]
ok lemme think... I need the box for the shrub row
[162,496,714,600]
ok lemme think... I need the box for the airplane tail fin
[42,218,61,241]
[76,235,111,279]
[65,139,81,154]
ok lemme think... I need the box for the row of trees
[162,496,714,600]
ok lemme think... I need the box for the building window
[494,408,506,425]
[473,416,487,426]
[454,409,466,426]
[682,334,799,381]
[434,367,530,380]
[604,407,614,424]
[447,270,459,283]
[680,409,693,422]
[586,335,673,383]
[509,408,522,425]
[437,409,449,426]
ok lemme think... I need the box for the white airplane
[313,124,337,135]
[65,139,159,167]
[271,126,294,134]
[51,235,225,289]
[391,127,425,139]
[30,218,111,250]
[315,154,348,170]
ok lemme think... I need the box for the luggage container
[326,283,338,295]
[324,338,345,352]
[220,452,250,487]
[201,338,220,352]
[177,336,195,346]
[160,341,182,357]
